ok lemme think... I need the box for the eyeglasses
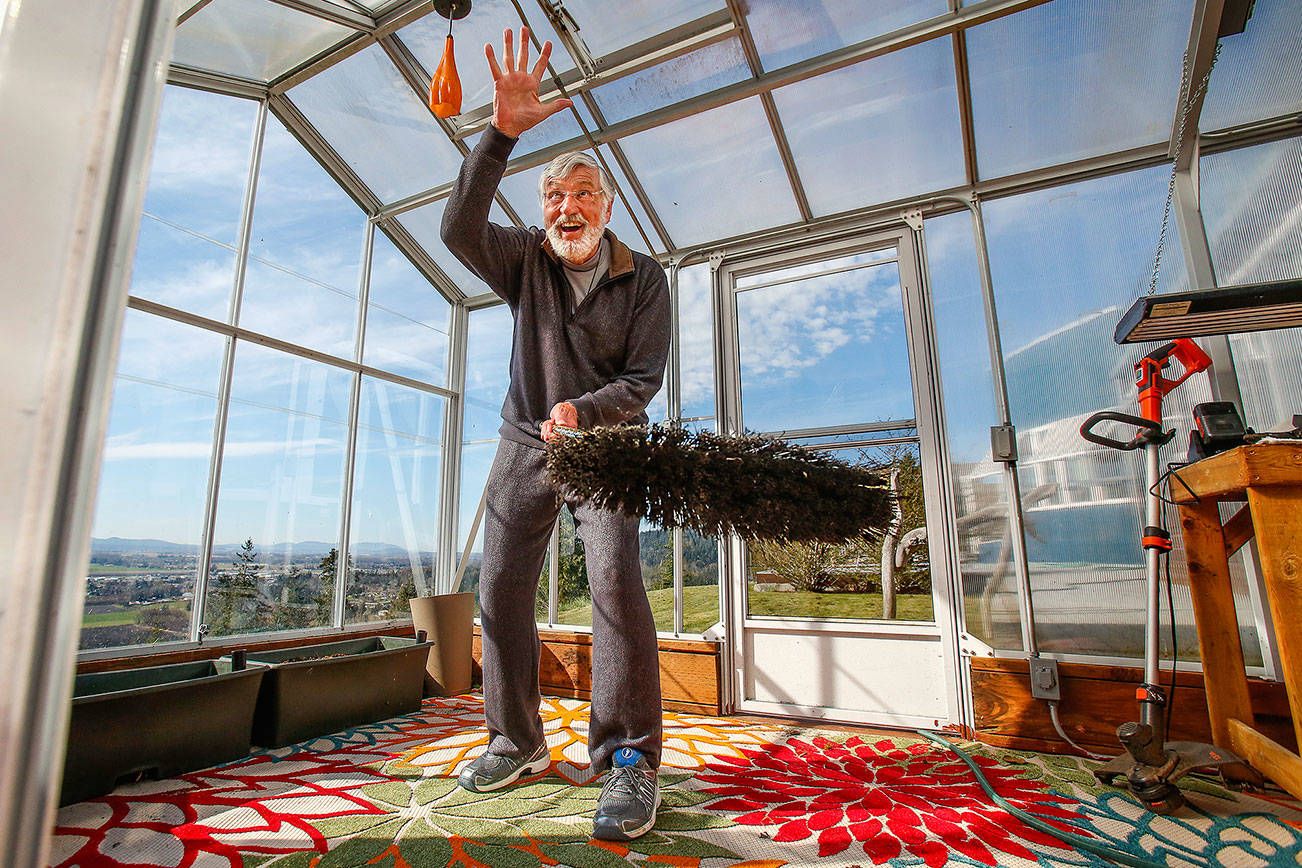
[544,189,604,205]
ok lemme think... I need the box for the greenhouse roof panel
[590,37,752,124]
[174,0,358,82]
[288,43,465,204]
[559,0,727,59]
[742,0,950,72]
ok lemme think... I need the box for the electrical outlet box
[1029,657,1061,701]
[990,425,1018,463]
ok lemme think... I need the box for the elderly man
[440,27,671,841]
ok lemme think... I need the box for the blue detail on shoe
[613,747,643,768]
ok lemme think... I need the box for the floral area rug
[50,695,1302,868]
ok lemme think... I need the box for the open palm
[488,27,572,138]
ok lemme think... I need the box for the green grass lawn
[553,585,934,633]
[748,590,933,621]
[555,584,720,634]
[81,600,186,628]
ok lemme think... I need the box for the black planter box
[61,658,267,805]
[239,636,432,748]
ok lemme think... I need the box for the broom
[544,425,893,543]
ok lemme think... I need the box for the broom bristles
[545,425,893,543]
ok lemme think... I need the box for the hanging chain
[1149,43,1223,296]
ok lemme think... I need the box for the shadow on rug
[50,695,1302,867]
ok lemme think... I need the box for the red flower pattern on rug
[696,734,1085,867]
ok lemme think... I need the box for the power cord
[918,730,1169,868]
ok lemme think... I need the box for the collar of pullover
[543,228,634,281]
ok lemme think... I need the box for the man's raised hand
[487,27,572,139]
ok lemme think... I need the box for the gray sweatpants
[478,437,663,771]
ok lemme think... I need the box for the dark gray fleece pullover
[441,126,671,449]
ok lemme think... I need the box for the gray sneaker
[592,747,660,841]
[457,742,550,793]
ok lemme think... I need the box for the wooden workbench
[1173,443,1302,799]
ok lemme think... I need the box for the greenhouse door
[717,228,963,729]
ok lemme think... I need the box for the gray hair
[538,151,610,204]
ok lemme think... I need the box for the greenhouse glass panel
[82,312,226,651]
[923,210,1020,651]
[590,38,751,123]
[966,0,1190,179]
[596,145,660,256]
[129,85,257,321]
[363,229,451,386]
[288,43,465,204]
[743,0,948,71]
[677,263,715,423]
[1201,136,1302,434]
[736,254,914,434]
[396,196,508,297]
[618,97,800,247]
[173,0,356,82]
[1200,0,1302,132]
[240,114,366,358]
[347,378,445,623]
[770,37,964,217]
[747,442,932,623]
[398,0,576,116]
[559,0,725,58]
[982,167,1261,664]
[207,342,352,638]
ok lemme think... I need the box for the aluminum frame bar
[1170,0,1228,171]
[437,302,469,591]
[169,63,269,99]
[268,0,378,31]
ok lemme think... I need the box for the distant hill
[91,538,429,560]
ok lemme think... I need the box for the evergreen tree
[207,537,261,634]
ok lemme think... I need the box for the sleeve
[570,265,672,428]
[440,125,532,303]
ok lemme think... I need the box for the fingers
[503,28,515,74]
[540,97,573,120]
[530,40,552,81]
[517,26,530,73]
[541,419,555,442]
[485,42,502,80]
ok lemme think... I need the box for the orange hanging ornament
[429,34,462,118]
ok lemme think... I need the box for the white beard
[546,218,605,264]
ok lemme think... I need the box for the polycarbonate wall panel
[83,313,226,651]
[590,38,751,123]
[618,97,801,247]
[130,86,257,320]
[736,254,914,434]
[983,167,1261,662]
[399,0,576,115]
[965,0,1191,179]
[743,0,948,71]
[240,114,366,357]
[207,343,352,638]
[1201,136,1302,433]
[770,37,964,217]
[288,43,465,204]
[364,229,451,385]
[559,0,725,57]
[1200,0,1302,132]
[923,210,1020,650]
[173,0,356,82]
[347,378,445,621]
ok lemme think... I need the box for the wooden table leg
[1246,486,1302,751]
[1178,499,1256,747]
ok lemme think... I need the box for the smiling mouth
[557,220,586,238]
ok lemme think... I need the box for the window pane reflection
[347,379,445,624]
[83,312,226,651]
[206,343,351,638]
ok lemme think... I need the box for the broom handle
[453,482,489,594]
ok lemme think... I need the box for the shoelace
[601,766,656,804]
